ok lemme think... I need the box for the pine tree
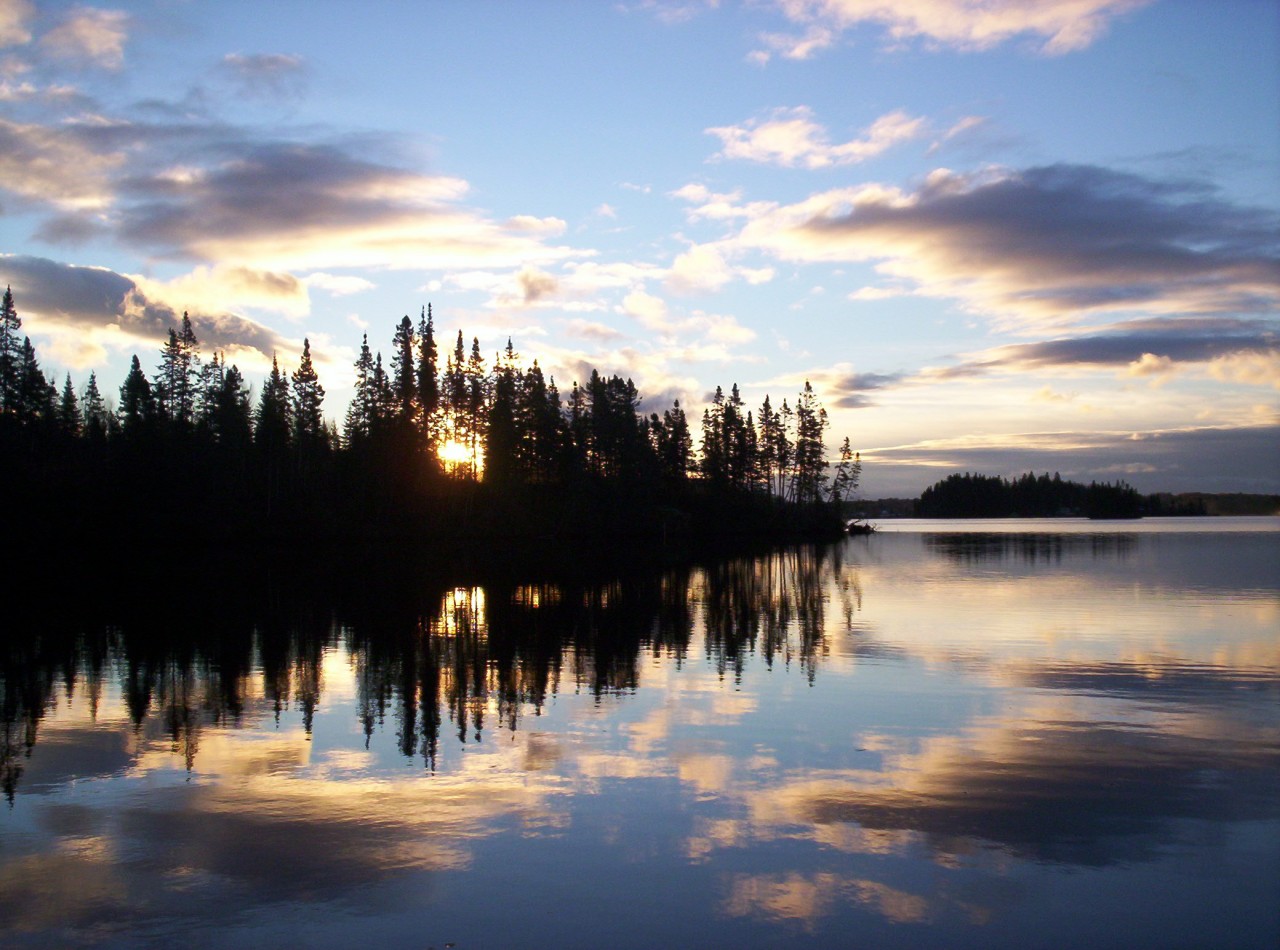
[442,330,467,458]
[344,334,375,445]
[416,305,439,442]
[0,286,22,414]
[660,399,692,481]
[196,351,226,435]
[213,364,252,450]
[391,315,416,425]
[118,355,155,435]
[791,381,828,504]
[370,351,394,436]
[700,385,725,484]
[255,355,292,450]
[828,438,860,504]
[16,337,53,426]
[154,313,200,428]
[57,374,81,436]
[291,338,326,447]
[465,337,486,475]
[485,340,519,485]
[82,371,109,441]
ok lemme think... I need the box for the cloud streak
[708,107,925,169]
[738,164,1280,329]
[754,0,1152,61]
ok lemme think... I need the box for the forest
[0,288,859,548]
[915,471,1164,519]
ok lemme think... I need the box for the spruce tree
[57,374,81,436]
[16,337,53,426]
[391,316,416,424]
[82,371,109,441]
[791,381,828,504]
[118,355,155,435]
[154,313,200,428]
[255,355,292,450]
[0,286,22,414]
[416,305,439,442]
[344,334,375,445]
[291,338,326,447]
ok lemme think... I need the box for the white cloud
[0,116,122,209]
[754,0,1152,61]
[0,0,34,48]
[668,243,736,294]
[40,7,129,70]
[708,107,925,169]
[131,265,311,319]
[306,272,376,296]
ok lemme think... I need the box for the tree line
[1,287,857,544]
[915,471,1146,519]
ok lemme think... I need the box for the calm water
[3,519,1278,948]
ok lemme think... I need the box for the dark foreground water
[3,519,1278,948]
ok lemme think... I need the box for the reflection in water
[1,547,848,791]
[2,529,1278,948]
[925,531,1137,565]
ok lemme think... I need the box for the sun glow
[437,438,483,476]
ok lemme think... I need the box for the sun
[437,438,483,475]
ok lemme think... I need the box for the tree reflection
[925,532,1137,564]
[0,544,846,793]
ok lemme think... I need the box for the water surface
[3,519,1277,948]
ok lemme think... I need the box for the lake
[2,518,1277,948]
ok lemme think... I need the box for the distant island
[849,473,1279,520]
[1,288,860,549]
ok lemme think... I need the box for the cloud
[708,107,926,168]
[218,53,307,99]
[753,0,1152,61]
[564,318,625,343]
[517,266,559,305]
[40,6,129,70]
[0,0,33,48]
[951,319,1280,385]
[131,264,312,319]
[667,242,735,293]
[771,714,1279,868]
[0,254,296,368]
[625,0,721,25]
[305,272,375,297]
[671,182,775,222]
[0,116,123,210]
[113,141,579,272]
[736,164,1280,330]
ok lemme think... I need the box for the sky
[1,0,1277,497]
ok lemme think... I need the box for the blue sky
[1,0,1277,495]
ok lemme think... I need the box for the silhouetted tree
[154,313,200,429]
[0,286,22,414]
[791,381,827,504]
[15,337,53,426]
[81,371,110,441]
[416,304,439,445]
[291,338,326,449]
[56,374,81,437]
[344,334,376,446]
[118,355,156,436]
[391,315,417,425]
[255,355,292,451]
